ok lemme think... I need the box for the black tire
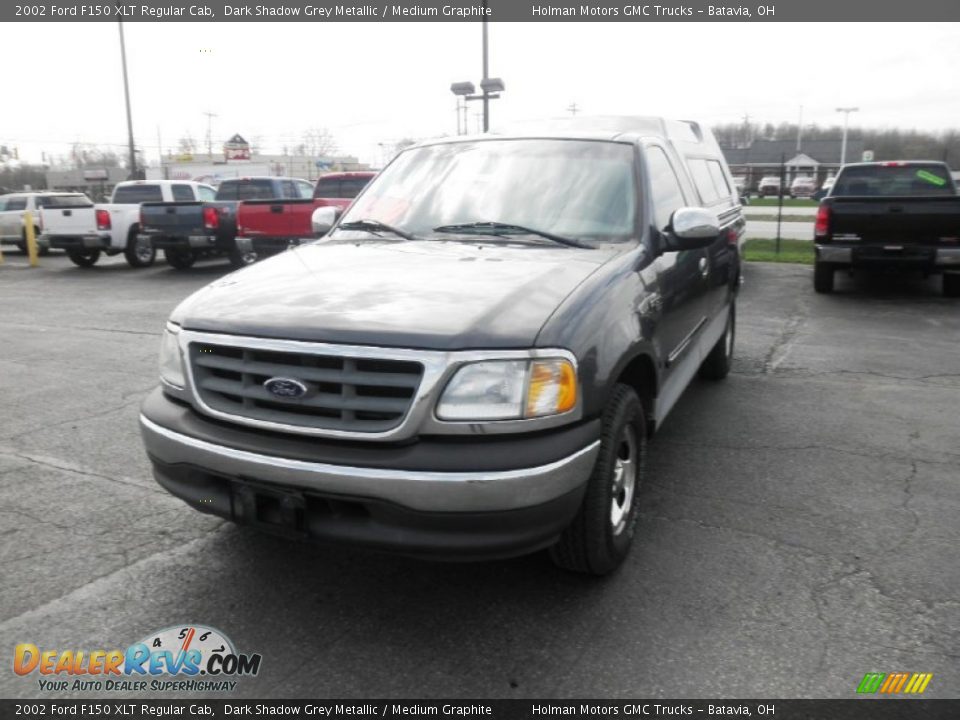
[549,384,646,576]
[123,228,156,268]
[813,260,835,293]
[19,229,49,256]
[228,244,258,268]
[944,273,960,298]
[67,249,100,268]
[699,303,735,380]
[164,248,196,270]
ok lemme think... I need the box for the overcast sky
[3,21,960,166]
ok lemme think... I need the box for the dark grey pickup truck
[813,161,960,295]
[139,117,744,575]
[139,176,313,269]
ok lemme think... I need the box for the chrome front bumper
[139,414,600,513]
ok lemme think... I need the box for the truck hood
[173,238,622,349]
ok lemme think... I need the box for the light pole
[449,8,505,134]
[836,107,859,166]
[118,21,138,179]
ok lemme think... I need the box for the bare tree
[301,128,337,158]
[177,135,198,155]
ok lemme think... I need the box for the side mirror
[311,206,339,236]
[664,207,720,251]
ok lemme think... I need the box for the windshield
[341,139,637,241]
[833,164,956,197]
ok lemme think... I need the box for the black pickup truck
[139,176,313,269]
[813,161,960,295]
[140,117,744,575]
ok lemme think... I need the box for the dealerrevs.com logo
[14,625,262,693]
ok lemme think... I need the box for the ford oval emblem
[263,377,309,399]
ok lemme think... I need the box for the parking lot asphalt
[1,251,958,699]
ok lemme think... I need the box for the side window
[6,197,27,211]
[171,184,194,202]
[644,147,687,231]
[688,159,719,206]
[707,161,732,200]
[197,185,217,201]
[216,183,237,201]
[297,181,314,199]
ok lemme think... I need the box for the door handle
[699,257,709,277]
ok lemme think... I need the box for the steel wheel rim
[136,238,154,263]
[610,426,638,535]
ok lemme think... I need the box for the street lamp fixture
[835,106,859,166]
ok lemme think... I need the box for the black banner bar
[5,0,960,23]
[1,700,959,720]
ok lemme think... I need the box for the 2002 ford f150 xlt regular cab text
[139,117,744,575]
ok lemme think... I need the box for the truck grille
[189,342,423,433]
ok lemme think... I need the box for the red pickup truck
[235,171,376,259]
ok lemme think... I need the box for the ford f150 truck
[813,161,960,295]
[139,176,313,269]
[0,192,91,255]
[140,117,744,575]
[42,181,216,268]
[235,171,376,260]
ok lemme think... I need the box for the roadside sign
[862,150,874,162]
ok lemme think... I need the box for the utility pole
[567,102,579,116]
[203,112,217,158]
[117,21,138,179]
[796,105,803,153]
[481,4,490,132]
[836,106,859,165]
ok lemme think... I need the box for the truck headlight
[436,358,577,421]
[159,323,185,389]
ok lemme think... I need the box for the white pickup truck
[42,180,216,268]
[0,192,92,255]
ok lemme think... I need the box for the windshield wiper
[432,221,589,248]
[337,219,418,242]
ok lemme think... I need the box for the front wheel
[228,244,258,268]
[813,260,835,293]
[124,231,156,268]
[699,303,735,380]
[67,249,100,267]
[549,384,646,576]
[164,248,196,270]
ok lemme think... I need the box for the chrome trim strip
[177,329,581,441]
[667,316,708,366]
[140,415,600,512]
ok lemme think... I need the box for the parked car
[789,176,816,198]
[0,192,92,255]
[139,116,744,575]
[757,176,782,198]
[813,161,960,296]
[812,175,836,201]
[139,176,313,269]
[234,171,376,261]
[732,175,749,205]
[41,181,215,268]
